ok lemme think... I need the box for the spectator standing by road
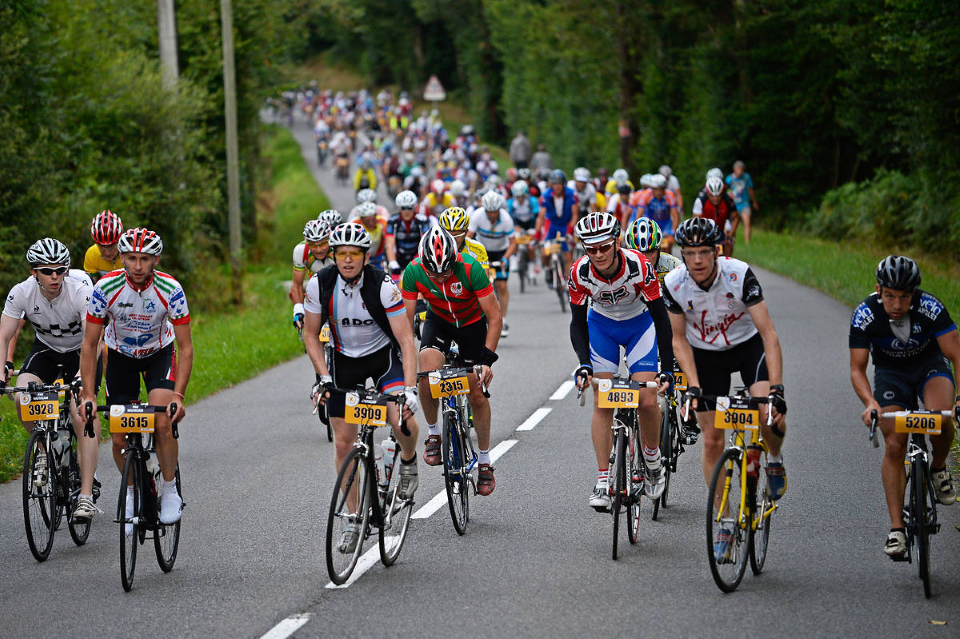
[725,160,759,244]
[530,143,553,174]
[509,130,532,169]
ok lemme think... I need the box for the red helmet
[91,210,123,245]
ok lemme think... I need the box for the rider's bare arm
[303,310,328,377]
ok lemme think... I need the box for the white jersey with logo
[468,209,514,253]
[568,249,662,321]
[292,242,332,274]
[661,257,764,351]
[303,271,405,359]
[3,275,91,353]
[86,270,190,358]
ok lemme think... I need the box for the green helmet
[625,218,662,252]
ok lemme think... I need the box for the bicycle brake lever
[170,402,180,439]
[869,409,879,448]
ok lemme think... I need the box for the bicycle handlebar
[868,407,960,449]
[576,378,664,407]
[417,365,490,399]
[84,402,180,439]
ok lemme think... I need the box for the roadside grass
[0,125,328,483]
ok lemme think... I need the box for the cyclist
[594,167,610,195]
[659,165,684,213]
[353,201,388,270]
[439,207,489,270]
[848,256,959,559]
[536,169,578,284]
[606,181,634,230]
[352,155,378,193]
[468,190,517,338]
[291,219,333,331]
[318,208,344,229]
[423,179,455,217]
[80,228,192,527]
[568,212,675,511]
[508,180,539,277]
[305,222,421,554]
[84,210,124,281]
[385,191,432,279]
[569,167,605,219]
[630,173,679,251]
[448,179,471,209]
[402,227,502,496]
[725,161,758,244]
[661,217,787,559]
[604,168,634,197]
[0,239,103,520]
[692,176,738,257]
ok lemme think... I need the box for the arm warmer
[647,297,674,371]
[570,303,591,367]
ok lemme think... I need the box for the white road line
[325,547,382,590]
[260,613,312,639]
[516,407,551,431]
[550,380,576,400]
[411,491,447,520]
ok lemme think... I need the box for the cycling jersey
[469,209,514,253]
[725,172,754,212]
[568,248,662,321]
[567,181,599,213]
[507,195,539,228]
[87,270,190,358]
[540,187,577,229]
[304,269,405,358]
[692,193,737,232]
[423,192,454,215]
[662,257,764,351]
[849,290,956,370]
[83,244,122,278]
[629,189,678,227]
[605,179,635,196]
[3,275,91,353]
[386,213,431,265]
[401,253,493,327]
[292,242,332,274]
[462,238,489,270]
[652,251,682,285]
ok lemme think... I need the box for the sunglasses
[35,266,69,276]
[335,249,364,260]
[584,241,616,256]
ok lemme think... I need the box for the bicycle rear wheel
[911,459,933,598]
[749,448,772,575]
[706,448,749,592]
[67,449,91,546]
[554,259,567,313]
[379,446,413,566]
[653,410,673,520]
[23,430,56,561]
[442,410,469,535]
[119,453,141,592]
[611,428,626,560]
[326,448,371,585]
[627,423,642,545]
[155,466,182,572]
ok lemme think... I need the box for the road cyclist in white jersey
[292,217,334,331]
[660,217,787,558]
[567,212,675,511]
[304,222,421,554]
[468,190,517,338]
[0,238,103,521]
[80,228,193,527]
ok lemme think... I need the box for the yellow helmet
[439,207,469,232]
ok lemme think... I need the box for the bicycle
[542,234,568,313]
[515,231,536,293]
[87,401,182,592]
[868,407,958,598]
[652,369,696,521]
[325,388,413,585]
[3,371,100,561]
[703,391,778,592]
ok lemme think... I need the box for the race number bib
[19,392,58,422]
[428,369,470,399]
[344,392,387,426]
[597,378,640,408]
[109,405,157,433]
[319,324,331,343]
[714,396,760,430]
[893,411,942,436]
[673,371,688,392]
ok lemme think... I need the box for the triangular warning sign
[423,75,446,101]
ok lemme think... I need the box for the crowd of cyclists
[0,86,957,578]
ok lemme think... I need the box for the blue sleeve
[724,175,733,186]
[531,198,540,214]
[745,174,753,188]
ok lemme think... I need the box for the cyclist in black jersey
[385,192,432,278]
[849,255,960,558]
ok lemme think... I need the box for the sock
[478,449,490,465]
[79,493,92,501]
[162,479,177,493]
[427,422,440,437]
[767,453,782,464]
[597,468,609,484]
[643,445,660,463]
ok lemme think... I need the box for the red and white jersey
[568,249,662,321]
[87,270,190,358]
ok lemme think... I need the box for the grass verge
[0,125,328,483]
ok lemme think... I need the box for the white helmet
[329,222,371,251]
[357,201,378,218]
[449,179,466,197]
[706,167,723,181]
[318,209,343,226]
[26,238,70,267]
[575,212,621,246]
[659,165,672,178]
[612,168,629,185]
[486,174,501,187]
[573,167,591,183]
[639,174,653,188]
[117,228,163,256]
[511,180,528,197]
[395,190,418,209]
[481,190,504,212]
[356,188,377,204]
[649,173,667,189]
[705,176,725,196]
[303,219,332,243]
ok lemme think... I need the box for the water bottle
[374,445,386,487]
[746,446,761,478]
[381,438,397,485]
[146,453,161,496]
[53,424,70,461]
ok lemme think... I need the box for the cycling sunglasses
[35,266,69,276]
[584,241,617,256]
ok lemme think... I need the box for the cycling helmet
[118,228,163,256]
[303,219,331,243]
[26,238,70,267]
[625,218,663,252]
[432,179,446,194]
[511,180,528,197]
[649,173,667,189]
[517,167,531,181]
[317,209,343,226]
[357,201,378,218]
[419,227,458,273]
[639,174,652,188]
[486,174,502,187]
[659,165,672,178]
[329,222,371,251]
[356,188,377,204]
[549,169,566,184]
[573,167,591,183]
[612,168,629,185]
[575,211,621,246]
[481,190,504,212]
[675,217,721,248]
[617,182,632,196]
[537,167,552,182]
[876,255,921,291]
[706,167,723,181]
[395,190,418,209]
[439,207,470,232]
[705,176,724,196]
[90,210,123,245]
[449,179,466,197]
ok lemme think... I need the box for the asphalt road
[1,115,958,638]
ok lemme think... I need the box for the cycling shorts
[19,337,103,393]
[692,333,768,412]
[541,220,571,252]
[873,355,955,410]
[513,217,537,232]
[658,218,674,237]
[588,309,658,375]
[419,311,488,366]
[105,345,176,404]
[328,344,404,418]
[487,250,509,281]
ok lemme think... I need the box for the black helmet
[675,217,722,248]
[876,255,920,291]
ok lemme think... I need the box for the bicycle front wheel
[155,466,182,572]
[518,252,527,293]
[912,459,933,598]
[611,428,626,559]
[653,410,673,520]
[379,447,413,567]
[442,411,469,535]
[627,423,642,545]
[750,448,773,575]
[67,449,91,546]
[119,453,141,592]
[554,259,567,313]
[326,448,372,585]
[22,430,56,561]
[706,448,749,592]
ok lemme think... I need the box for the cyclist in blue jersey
[536,169,578,277]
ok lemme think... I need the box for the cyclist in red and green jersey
[402,227,503,496]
